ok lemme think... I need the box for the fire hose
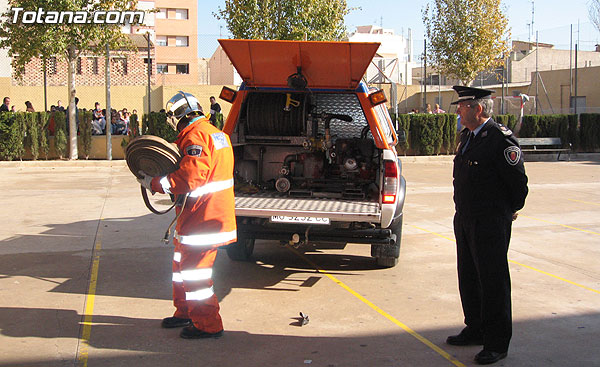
[125,135,185,242]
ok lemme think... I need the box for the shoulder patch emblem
[504,146,521,166]
[211,132,229,150]
[499,124,513,136]
[185,145,203,156]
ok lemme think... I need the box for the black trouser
[453,212,512,353]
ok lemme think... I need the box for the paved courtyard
[0,156,598,366]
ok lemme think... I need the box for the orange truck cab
[218,39,406,267]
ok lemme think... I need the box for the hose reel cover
[125,135,181,179]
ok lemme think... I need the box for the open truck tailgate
[235,193,381,222]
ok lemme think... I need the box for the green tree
[215,0,350,41]
[0,0,141,159]
[423,0,510,85]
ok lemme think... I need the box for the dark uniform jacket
[453,119,528,218]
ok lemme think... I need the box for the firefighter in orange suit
[137,91,236,339]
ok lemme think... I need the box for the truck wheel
[226,238,255,261]
[376,255,399,268]
[373,216,403,268]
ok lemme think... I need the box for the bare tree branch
[590,0,600,33]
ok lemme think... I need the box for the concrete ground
[0,156,598,367]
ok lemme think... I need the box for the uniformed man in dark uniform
[447,86,528,365]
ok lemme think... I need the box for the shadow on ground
[0,307,598,367]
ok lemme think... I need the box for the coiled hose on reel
[125,135,184,242]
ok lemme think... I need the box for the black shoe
[180,325,224,339]
[446,330,484,346]
[474,350,507,365]
[161,316,192,329]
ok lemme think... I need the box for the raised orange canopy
[218,39,380,89]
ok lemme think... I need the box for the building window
[157,8,167,19]
[76,57,82,74]
[175,36,188,47]
[90,57,99,74]
[176,64,189,74]
[47,57,57,74]
[570,96,586,111]
[121,58,127,75]
[175,9,188,19]
[156,35,167,46]
[157,64,168,74]
[143,58,153,75]
[113,57,127,75]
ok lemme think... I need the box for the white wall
[349,26,413,85]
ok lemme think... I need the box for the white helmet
[165,91,203,130]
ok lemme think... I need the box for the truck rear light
[219,86,237,103]
[382,160,398,204]
[369,89,387,106]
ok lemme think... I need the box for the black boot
[161,316,192,329]
[474,350,507,365]
[446,328,484,346]
[180,325,224,339]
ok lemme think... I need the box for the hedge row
[392,113,600,155]
[0,112,55,161]
[0,110,139,160]
[393,113,458,155]
[142,111,177,142]
[2,111,600,159]
[579,113,600,151]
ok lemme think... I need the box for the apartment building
[12,0,199,87]
[151,0,199,85]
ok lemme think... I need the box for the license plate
[270,216,330,225]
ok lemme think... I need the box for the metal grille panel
[314,93,368,138]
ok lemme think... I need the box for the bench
[518,137,571,161]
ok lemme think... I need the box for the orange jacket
[151,116,236,248]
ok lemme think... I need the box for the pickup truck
[218,39,406,267]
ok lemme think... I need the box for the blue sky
[197,0,600,57]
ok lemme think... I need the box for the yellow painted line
[288,247,466,367]
[411,225,456,242]
[409,224,600,294]
[509,260,600,295]
[77,237,102,367]
[567,198,600,207]
[520,214,600,236]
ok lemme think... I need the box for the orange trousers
[171,238,223,333]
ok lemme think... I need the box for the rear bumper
[236,222,394,245]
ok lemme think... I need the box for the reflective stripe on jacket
[151,116,236,247]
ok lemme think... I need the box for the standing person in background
[111,108,126,135]
[425,103,433,114]
[92,102,106,135]
[447,86,528,365]
[56,100,65,113]
[0,97,10,112]
[25,101,35,112]
[433,103,446,114]
[209,96,222,129]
